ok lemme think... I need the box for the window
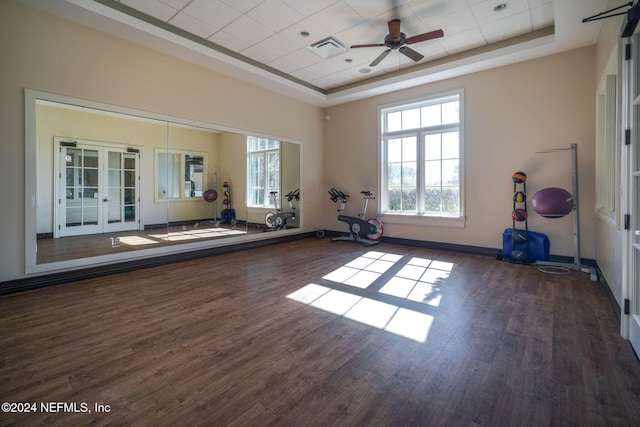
[380,91,463,222]
[595,51,618,220]
[156,149,206,200]
[247,136,280,207]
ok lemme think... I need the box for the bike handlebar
[329,188,348,202]
[329,188,374,202]
[286,188,300,202]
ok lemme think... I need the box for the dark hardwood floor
[36,222,263,264]
[1,238,639,426]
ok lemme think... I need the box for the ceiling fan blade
[388,19,401,40]
[399,46,424,62]
[405,29,444,44]
[351,43,386,48]
[370,49,392,66]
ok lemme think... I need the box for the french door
[55,138,141,237]
[626,33,640,354]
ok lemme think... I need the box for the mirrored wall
[25,90,302,274]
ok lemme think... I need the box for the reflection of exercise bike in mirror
[328,188,383,245]
[265,189,300,231]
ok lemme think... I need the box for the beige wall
[594,1,627,307]
[0,0,323,281]
[323,46,597,259]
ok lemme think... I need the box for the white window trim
[377,89,465,227]
[595,47,619,224]
[154,147,207,202]
[378,212,466,228]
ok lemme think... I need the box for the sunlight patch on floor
[148,227,246,241]
[309,289,361,315]
[287,252,453,343]
[287,283,434,343]
[379,256,450,307]
[118,236,158,246]
[322,251,400,288]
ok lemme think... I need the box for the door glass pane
[108,152,122,224]
[108,151,121,169]
[108,206,122,223]
[108,188,122,204]
[66,207,81,227]
[109,170,121,187]
[124,170,135,187]
[83,202,99,225]
[66,148,80,166]
[83,150,99,168]
[85,169,99,187]
[124,156,136,170]
[125,205,136,222]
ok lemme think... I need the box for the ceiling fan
[351,19,444,66]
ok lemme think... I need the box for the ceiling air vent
[307,36,346,58]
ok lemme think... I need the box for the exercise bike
[265,189,300,230]
[328,188,383,245]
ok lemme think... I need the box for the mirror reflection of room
[34,99,300,265]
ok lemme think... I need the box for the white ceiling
[21,0,609,107]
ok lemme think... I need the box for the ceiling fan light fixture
[494,3,508,12]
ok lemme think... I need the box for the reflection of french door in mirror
[54,138,141,237]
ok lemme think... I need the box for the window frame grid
[378,90,465,225]
[247,136,281,208]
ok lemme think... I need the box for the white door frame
[621,32,640,352]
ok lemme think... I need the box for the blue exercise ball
[531,187,573,218]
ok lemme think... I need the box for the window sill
[595,208,616,226]
[247,207,274,213]
[377,213,466,228]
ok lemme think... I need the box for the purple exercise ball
[531,187,573,218]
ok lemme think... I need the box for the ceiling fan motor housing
[384,33,407,49]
